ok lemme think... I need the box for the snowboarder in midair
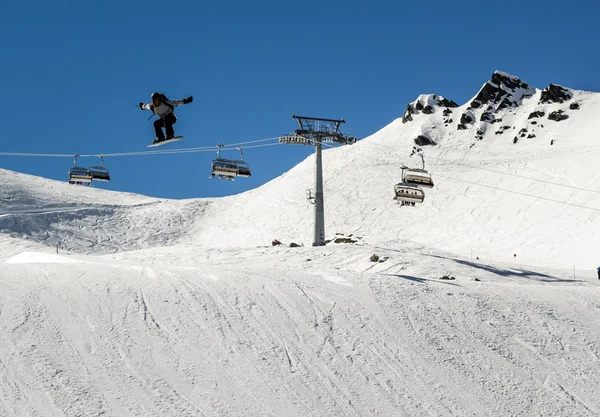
[139,93,193,145]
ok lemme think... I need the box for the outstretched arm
[166,96,193,107]
[139,102,153,111]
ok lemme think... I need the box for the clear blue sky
[1,0,598,199]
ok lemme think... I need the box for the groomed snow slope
[1,247,600,416]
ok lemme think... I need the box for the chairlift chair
[211,159,238,180]
[69,155,93,185]
[402,151,434,188]
[88,155,111,182]
[235,147,251,177]
[393,183,425,206]
[236,162,252,178]
[210,145,251,180]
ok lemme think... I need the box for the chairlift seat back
[403,169,434,188]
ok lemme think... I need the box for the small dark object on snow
[370,254,380,262]
[272,239,282,246]
[333,237,358,244]
[440,275,456,280]
[290,242,301,248]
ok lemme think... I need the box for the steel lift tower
[279,115,356,246]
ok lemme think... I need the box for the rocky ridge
[401,71,580,147]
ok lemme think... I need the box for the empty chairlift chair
[234,147,251,178]
[402,149,434,188]
[88,155,111,182]
[69,155,93,185]
[236,162,252,178]
[211,159,239,180]
[210,145,252,180]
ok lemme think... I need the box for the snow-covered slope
[1,71,598,268]
[0,169,214,253]
[2,246,600,416]
[1,71,600,416]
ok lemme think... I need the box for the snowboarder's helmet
[151,92,162,102]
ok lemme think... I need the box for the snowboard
[147,136,184,147]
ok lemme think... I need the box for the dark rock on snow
[480,112,494,122]
[414,135,436,146]
[471,71,532,109]
[460,113,474,124]
[548,110,569,122]
[539,84,572,104]
[422,105,434,114]
[528,110,545,119]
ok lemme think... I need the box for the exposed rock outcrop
[539,84,573,104]
[548,110,569,122]
[401,94,458,124]
[439,98,459,108]
[414,135,436,146]
[528,111,545,119]
[471,71,534,110]
[480,112,495,122]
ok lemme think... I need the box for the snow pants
[154,113,177,139]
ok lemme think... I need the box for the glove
[183,96,193,104]
[139,102,144,110]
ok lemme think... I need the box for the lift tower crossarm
[292,115,345,135]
